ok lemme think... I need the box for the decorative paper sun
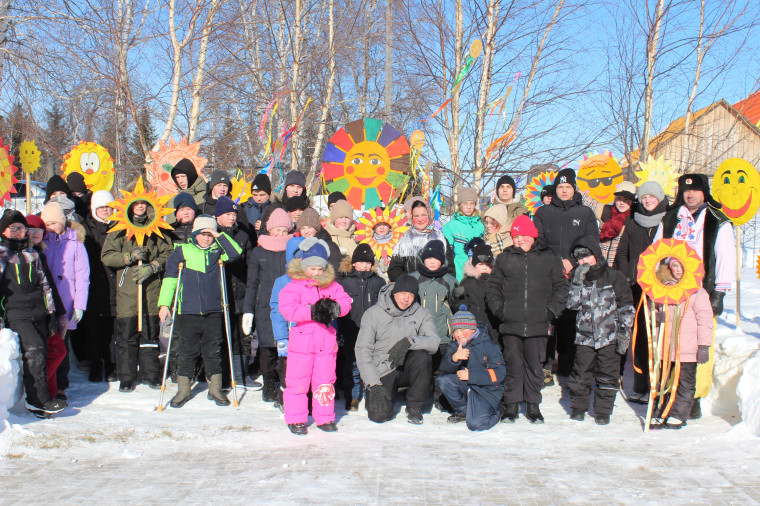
[712,158,760,226]
[636,239,704,305]
[354,206,409,260]
[524,170,557,214]
[0,139,18,202]
[145,137,208,197]
[61,141,115,192]
[230,176,253,204]
[634,155,679,199]
[109,177,174,246]
[18,140,41,174]
[321,118,411,210]
[575,150,624,204]
[757,254,760,279]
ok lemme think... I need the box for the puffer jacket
[388,226,455,281]
[83,215,116,317]
[270,237,305,356]
[438,323,506,411]
[355,283,439,386]
[157,233,242,314]
[168,220,194,245]
[661,288,713,362]
[410,258,458,344]
[0,238,58,321]
[323,221,358,258]
[533,192,599,261]
[244,199,272,244]
[485,242,568,338]
[442,212,485,281]
[336,256,386,347]
[278,260,351,325]
[43,222,90,328]
[566,235,635,349]
[451,260,499,340]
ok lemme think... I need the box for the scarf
[633,199,668,229]
[600,206,630,241]
[416,258,449,279]
[373,230,393,244]
[257,233,292,252]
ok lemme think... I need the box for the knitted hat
[483,204,509,229]
[251,173,271,195]
[45,175,70,202]
[286,236,305,263]
[66,172,88,194]
[391,274,419,297]
[296,207,322,231]
[171,159,199,188]
[554,168,576,189]
[192,214,217,236]
[540,184,555,200]
[208,170,231,191]
[419,239,446,264]
[330,199,353,223]
[470,242,494,266]
[215,195,238,217]
[614,181,637,202]
[511,215,538,238]
[0,209,27,233]
[450,304,477,331]
[457,185,478,205]
[173,192,198,213]
[637,181,665,202]
[298,237,329,269]
[283,170,306,190]
[327,192,346,206]
[496,175,517,194]
[41,202,66,227]
[403,195,427,213]
[266,208,293,232]
[90,190,115,217]
[25,214,45,230]
[286,196,308,212]
[352,243,376,265]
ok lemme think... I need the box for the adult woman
[388,200,453,281]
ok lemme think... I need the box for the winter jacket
[0,238,58,321]
[410,260,458,344]
[615,199,667,283]
[165,175,206,223]
[100,211,174,318]
[43,222,90,329]
[198,191,252,237]
[244,199,272,243]
[661,288,713,362]
[83,215,117,317]
[599,204,630,267]
[442,212,485,281]
[259,194,311,234]
[438,324,506,411]
[483,202,529,256]
[534,192,599,261]
[485,242,569,338]
[270,238,305,357]
[157,233,242,315]
[356,283,440,386]
[316,227,344,272]
[450,260,501,339]
[388,226,455,281]
[218,223,253,314]
[566,235,635,349]
[168,220,194,245]
[336,257,386,347]
[323,221,358,259]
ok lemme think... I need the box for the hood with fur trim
[287,257,337,288]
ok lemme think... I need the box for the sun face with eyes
[18,140,41,174]
[344,141,391,189]
[62,141,115,192]
[712,158,760,225]
[576,151,624,204]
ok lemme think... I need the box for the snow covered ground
[2,267,760,504]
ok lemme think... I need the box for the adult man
[356,274,439,425]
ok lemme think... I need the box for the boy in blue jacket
[437,306,506,431]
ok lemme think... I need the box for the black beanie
[286,196,308,212]
[554,168,576,189]
[208,170,231,190]
[470,242,494,266]
[571,245,593,262]
[0,209,27,233]
[496,175,517,194]
[391,274,419,297]
[328,192,347,206]
[45,175,70,202]
[419,239,446,264]
[352,243,376,265]
[171,159,199,188]
[251,173,272,195]
[66,172,88,194]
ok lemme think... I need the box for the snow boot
[447,411,467,424]
[262,373,278,402]
[317,422,338,432]
[119,381,135,393]
[348,399,360,412]
[170,376,192,408]
[628,391,649,404]
[526,403,544,424]
[595,414,610,425]
[207,374,230,406]
[406,407,423,425]
[25,398,65,416]
[689,398,702,419]
[570,409,585,421]
[89,363,103,382]
[500,403,519,423]
[653,417,686,430]
[288,423,308,435]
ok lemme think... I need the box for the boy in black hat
[245,173,272,234]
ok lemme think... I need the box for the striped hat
[450,305,477,331]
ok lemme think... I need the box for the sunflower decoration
[18,140,41,174]
[0,139,18,203]
[523,169,557,213]
[321,118,411,210]
[61,141,115,192]
[109,178,174,246]
[636,239,704,305]
[230,176,253,204]
[354,206,409,261]
[145,137,208,197]
[634,155,679,199]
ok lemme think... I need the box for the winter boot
[170,376,192,408]
[273,387,284,412]
[207,374,231,406]
[348,399,360,412]
[595,414,610,425]
[89,362,103,382]
[119,381,135,393]
[262,373,278,402]
[433,385,452,413]
[406,407,423,425]
[447,411,467,424]
[526,403,545,424]
[500,403,519,423]
[689,398,702,420]
[570,409,585,421]
[317,422,338,432]
[25,398,66,416]
[288,423,308,435]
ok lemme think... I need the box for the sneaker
[689,398,702,420]
[526,403,544,424]
[27,407,52,419]
[500,403,519,423]
[406,407,423,425]
[119,381,135,393]
[542,369,555,389]
[595,414,610,425]
[570,409,585,421]
[447,411,467,424]
[288,423,308,435]
[25,399,65,415]
[317,422,338,432]
[662,418,687,430]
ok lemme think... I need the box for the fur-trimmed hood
[287,257,337,288]
[462,258,482,279]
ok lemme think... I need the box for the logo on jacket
[572,219,581,227]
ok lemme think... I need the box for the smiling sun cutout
[18,140,41,174]
[109,177,174,246]
[712,158,760,226]
[576,151,624,204]
[634,155,679,199]
[61,141,115,192]
[145,137,208,197]
[321,118,410,210]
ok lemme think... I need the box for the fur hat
[171,159,199,188]
[450,304,477,331]
[299,237,330,269]
[554,168,576,189]
[267,208,293,232]
[511,215,538,238]
[496,175,517,194]
[66,172,88,194]
[614,181,637,202]
[391,274,419,297]
[330,199,353,223]
[41,202,66,227]
[173,192,198,214]
[0,209,27,233]
[192,214,217,236]
[45,175,70,202]
[283,170,306,190]
[637,181,665,202]
[457,185,478,205]
[296,207,322,232]
[251,173,271,195]
[214,195,238,217]
[286,196,308,213]
[420,239,446,264]
[571,245,594,262]
[352,243,376,265]
[25,214,45,230]
[327,192,346,206]
[90,190,115,217]
[671,173,721,210]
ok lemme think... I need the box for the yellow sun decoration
[109,178,174,246]
[634,155,680,199]
[636,239,705,305]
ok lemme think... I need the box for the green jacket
[410,268,458,344]
[442,212,485,281]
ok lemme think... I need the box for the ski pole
[219,259,239,407]
[157,262,184,412]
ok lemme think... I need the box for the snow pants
[46,332,66,399]
[568,344,620,415]
[10,317,51,407]
[663,361,697,422]
[370,350,433,422]
[437,373,501,431]
[81,313,115,379]
[56,330,71,392]
[115,316,161,384]
[176,313,223,378]
[554,309,577,375]
[284,323,338,425]
[630,284,650,395]
[502,334,547,405]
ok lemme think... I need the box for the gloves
[365,384,393,423]
[123,247,147,266]
[388,338,412,368]
[276,340,288,357]
[709,291,725,317]
[571,263,591,285]
[242,313,254,336]
[696,345,710,365]
[311,298,341,325]
[72,309,84,324]
[615,330,631,356]
[132,262,159,283]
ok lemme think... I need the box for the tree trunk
[384,0,393,119]
[640,0,665,167]
[472,0,499,192]
[188,0,222,143]
[289,0,303,170]
[447,0,463,189]
[0,0,11,93]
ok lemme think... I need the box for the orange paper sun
[354,206,409,260]
[637,239,704,305]
[0,139,19,203]
[756,254,760,279]
[109,178,174,246]
[145,137,208,197]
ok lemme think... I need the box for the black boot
[288,423,307,435]
[406,407,423,425]
[500,403,519,423]
[119,381,135,392]
[689,398,702,420]
[570,408,585,421]
[89,362,103,382]
[526,403,544,424]
[595,414,610,425]
[317,422,338,432]
[262,373,278,402]
[447,411,466,424]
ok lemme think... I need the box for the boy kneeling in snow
[437,306,506,431]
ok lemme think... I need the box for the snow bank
[737,352,760,436]
[706,336,760,417]
[0,328,21,424]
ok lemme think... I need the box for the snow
[1,267,760,503]
[738,353,760,436]
[0,329,21,423]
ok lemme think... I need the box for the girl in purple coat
[41,202,90,399]
[278,238,351,435]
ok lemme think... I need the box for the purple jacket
[43,222,90,329]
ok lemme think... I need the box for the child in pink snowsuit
[278,237,351,435]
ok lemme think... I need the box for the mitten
[276,340,288,357]
[709,291,725,317]
[72,309,84,324]
[615,330,630,356]
[242,313,254,336]
[696,345,710,365]
[325,298,341,320]
[571,263,591,285]
[311,298,336,325]
[365,384,393,422]
[388,338,412,368]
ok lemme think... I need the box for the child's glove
[615,331,630,356]
[571,263,591,285]
[132,262,159,283]
[242,313,254,336]
[388,338,412,368]
[311,298,340,325]
[709,291,725,317]
[696,345,710,364]
[365,384,392,423]
[123,247,147,266]
[276,340,288,357]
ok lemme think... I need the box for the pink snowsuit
[278,261,351,425]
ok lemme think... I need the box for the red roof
[734,90,760,126]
